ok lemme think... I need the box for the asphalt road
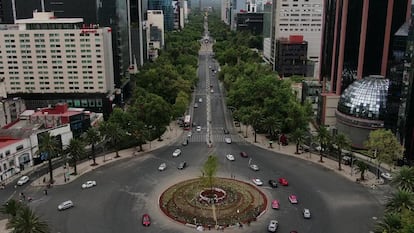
[12,29,385,233]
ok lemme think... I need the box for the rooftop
[15,11,83,24]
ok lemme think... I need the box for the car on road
[223,128,229,134]
[240,152,248,158]
[172,149,181,157]
[196,126,202,132]
[381,172,393,181]
[199,98,203,103]
[278,178,289,186]
[224,137,232,144]
[158,163,167,171]
[210,89,214,93]
[267,220,278,232]
[81,180,97,189]
[17,176,29,186]
[303,208,311,219]
[142,214,151,226]
[268,180,278,188]
[289,195,298,204]
[187,132,192,137]
[250,164,259,171]
[182,140,188,146]
[178,161,187,170]
[58,200,74,211]
[271,200,280,209]
[194,103,198,108]
[252,178,263,186]
[226,154,235,161]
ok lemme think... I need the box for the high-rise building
[147,10,164,60]
[148,0,174,31]
[0,12,115,117]
[0,0,130,88]
[269,0,323,77]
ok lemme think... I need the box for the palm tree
[6,204,50,233]
[386,189,414,213]
[85,127,101,166]
[391,166,414,192]
[290,128,306,154]
[355,160,370,181]
[375,212,402,233]
[38,132,60,184]
[315,126,330,163]
[333,133,351,171]
[65,138,86,175]
[99,121,124,158]
[0,199,22,218]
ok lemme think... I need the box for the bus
[183,115,191,130]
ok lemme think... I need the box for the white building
[0,11,114,95]
[146,10,165,61]
[269,0,323,77]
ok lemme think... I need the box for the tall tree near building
[38,132,60,184]
[290,128,306,154]
[65,138,86,175]
[85,127,101,166]
[315,126,330,163]
[332,133,351,170]
[6,204,50,233]
[391,166,414,192]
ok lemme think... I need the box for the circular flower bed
[159,178,267,227]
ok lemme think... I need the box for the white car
[267,220,278,232]
[199,98,203,103]
[224,137,232,144]
[381,172,393,181]
[303,208,311,219]
[252,178,263,186]
[58,200,74,211]
[187,132,192,137]
[226,154,235,161]
[172,149,181,157]
[17,176,29,186]
[158,163,167,171]
[196,126,202,132]
[210,89,214,93]
[250,164,259,171]
[81,180,97,189]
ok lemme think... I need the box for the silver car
[250,164,259,171]
[58,200,74,211]
[158,163,167,171]
[267,220,278,232]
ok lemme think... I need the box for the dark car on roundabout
[268,180,278,188]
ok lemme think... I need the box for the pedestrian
[44,189,48,195]
[43,177,46,183]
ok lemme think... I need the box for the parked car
[226,154,235,161]
[289,195,298,204]
[142,214,151,226]
[271,200,280,209]
[158,163,167,171]
[58,200,74,211]
[252,178,263,186]
[194,103,199,108]
[381,172,393,181]
[303,208,311,219]
[268,180,278,188]
[268,220,278,232]
[81,180,97,189]
[17,176,29,186]
[172,149,181,157]
[278,178,289,186]
[250,164,259,171]
[240,152,248,158]
[178,161,187,170]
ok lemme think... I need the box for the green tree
[333,133,351,170]
[99,121,125,159]
[315,126,330,163]
[375,212,402,233]
[365,129,404,178]
[391,166,414,192]
[143,93,172,141]
[65,138,86,175]
[202,155,219,192]
[290,128,306,154]
[355,160,370,181]
[84,127,101,166]
[38,132,60,184]
[6,204,50,233]
[386,189,414,213]
[126,110,146,152]
[0,199,22,218]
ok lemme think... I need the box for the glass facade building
[148,0,174,31]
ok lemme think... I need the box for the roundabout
[159,177,267,227]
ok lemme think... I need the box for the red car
[278,178,289,186]
[271,200,280,209]
[240,152,248,158]
[142,214,151,226]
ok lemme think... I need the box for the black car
[223,128,229,134]
[268,180,278,188]
[178,161,187,170]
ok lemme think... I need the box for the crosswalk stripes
[173,133,249,145]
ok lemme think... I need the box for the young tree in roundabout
[201,155,219,225]
[1,200,50,233]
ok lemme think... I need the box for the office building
[0,12,115,117]
[148,0,174,31]
[269,0,323,77]
[275,35,308,78]
[146,10,165,60]
[236,12,263,35]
